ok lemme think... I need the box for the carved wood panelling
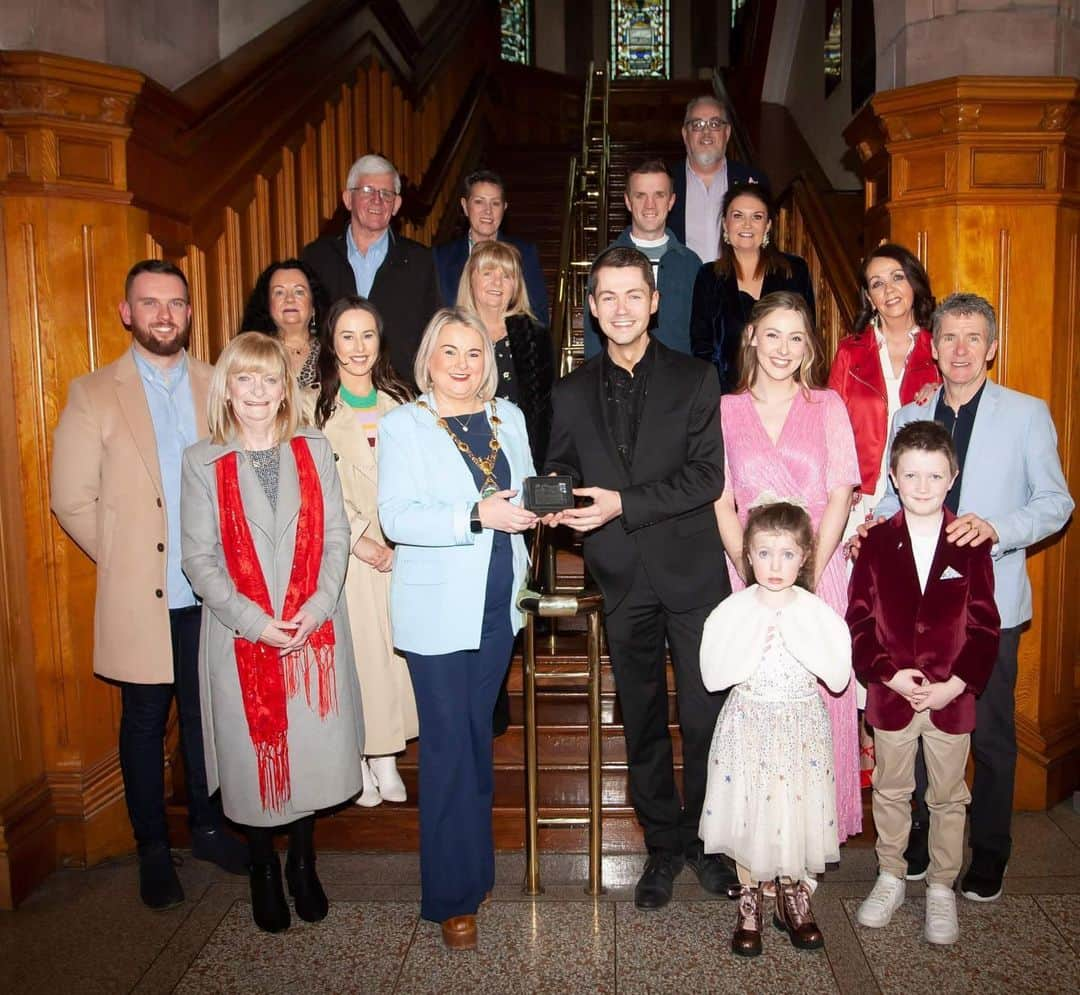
[848,75,1080,810]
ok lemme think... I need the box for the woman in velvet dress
[713,291,862,844]
[690,182,815,392]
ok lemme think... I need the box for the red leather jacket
[828,328,939,496]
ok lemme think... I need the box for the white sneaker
[354,758,382,807]
[924,884,960,945]
[856,872,906,928]
[368,755,407,803]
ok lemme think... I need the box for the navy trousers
[406,545,515,923]
[117,605,220,847]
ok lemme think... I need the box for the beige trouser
[872,710,971,887]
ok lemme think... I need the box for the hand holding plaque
[521,475,575,514]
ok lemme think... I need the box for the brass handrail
[517,526,605,897]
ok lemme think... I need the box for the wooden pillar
[0,52,151,907]
[845,76,1080,810]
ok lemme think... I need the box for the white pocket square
[940,566,963,580]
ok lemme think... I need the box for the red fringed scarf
[215,436,338,812]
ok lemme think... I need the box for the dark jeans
[604,562,723,854]
[913,624,1021,861]
[118,605,219,847]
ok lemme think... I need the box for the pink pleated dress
[719,387,863,842]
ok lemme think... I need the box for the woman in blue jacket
[378,307,537,949]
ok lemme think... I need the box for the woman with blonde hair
[378,307,537,949]
[457,239,554,466]
[181,332,364,934]
[713,291,862,848]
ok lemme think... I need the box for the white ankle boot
[354,758,382,807]
[368,755,407,803]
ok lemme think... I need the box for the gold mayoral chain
[417,398,503,498]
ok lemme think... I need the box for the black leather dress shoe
[634,851,685,911]
[685,843,738,897]
[137,842,184,911]
[191,826,250,876]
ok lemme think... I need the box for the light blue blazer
[377,395,536,655]
[875,380,1073,628]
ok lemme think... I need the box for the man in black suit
[669,95,763,264]
[544,246,734,910]
[301,153,440,386]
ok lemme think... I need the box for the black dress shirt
[934,380,986,513]
[602,339,655,472]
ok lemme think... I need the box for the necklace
[449,412,474,433]
[417,398,502,497]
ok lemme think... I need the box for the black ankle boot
[286,816,328,923]
[249,852,290,933]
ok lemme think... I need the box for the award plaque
[522,475,575,513]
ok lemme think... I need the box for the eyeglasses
[350,184,397,203]
[685,117,730,133]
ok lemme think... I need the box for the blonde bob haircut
[207,331,302,445]
[413,307,498,403]
[456,240,535,320]
[734,290,824,395]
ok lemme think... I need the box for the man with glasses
[302,153,441,386]
[670,96,764,264]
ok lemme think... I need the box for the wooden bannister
[774,176,861,361]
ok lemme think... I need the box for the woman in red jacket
[830,243,940,530]
[829,243,940,791]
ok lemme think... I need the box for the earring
[721,228,731,245]
[761,231,770,248]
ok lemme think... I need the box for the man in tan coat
[51,259,247,909]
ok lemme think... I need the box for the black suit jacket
[544,340,730,613]
[668,158,764,246]
[301,227,442,387]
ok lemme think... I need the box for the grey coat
[181,426,365,826]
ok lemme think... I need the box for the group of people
[48,92,1073,961]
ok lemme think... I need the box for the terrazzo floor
[3,801,1079,994]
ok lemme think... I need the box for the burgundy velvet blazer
[846,509,1001,734]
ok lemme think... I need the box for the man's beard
[690,148,722,169]
[131,319,190,357]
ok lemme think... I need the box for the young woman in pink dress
[713,290,862,842]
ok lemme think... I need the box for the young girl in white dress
[699,500,852,958]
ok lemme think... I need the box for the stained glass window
[824,2,842,97]
[501,0,532,66]
[611,0,669,80]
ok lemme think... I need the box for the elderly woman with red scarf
[181,332,364,934]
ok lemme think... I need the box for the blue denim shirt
[132,348,198,609]
[346,226,390,297]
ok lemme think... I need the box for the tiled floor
[3,802,1079,994]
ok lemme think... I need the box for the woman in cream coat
[312,296,418,805]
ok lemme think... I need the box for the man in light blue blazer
[872,292,1073,903]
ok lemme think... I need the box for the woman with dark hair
[829,243,940,531]
[713,291,861,847]
[241,259,331,389]
[311,296,416,807]
[690,182,815,392]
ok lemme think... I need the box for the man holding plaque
[544,245,733,910]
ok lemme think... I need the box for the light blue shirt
[683,158,729,264]
[132,348,198,609]
[346,226,389,297]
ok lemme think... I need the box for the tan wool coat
[50,349,211,684]
[317,391,418,754]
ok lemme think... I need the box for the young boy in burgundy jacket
[847,421,1000,945]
